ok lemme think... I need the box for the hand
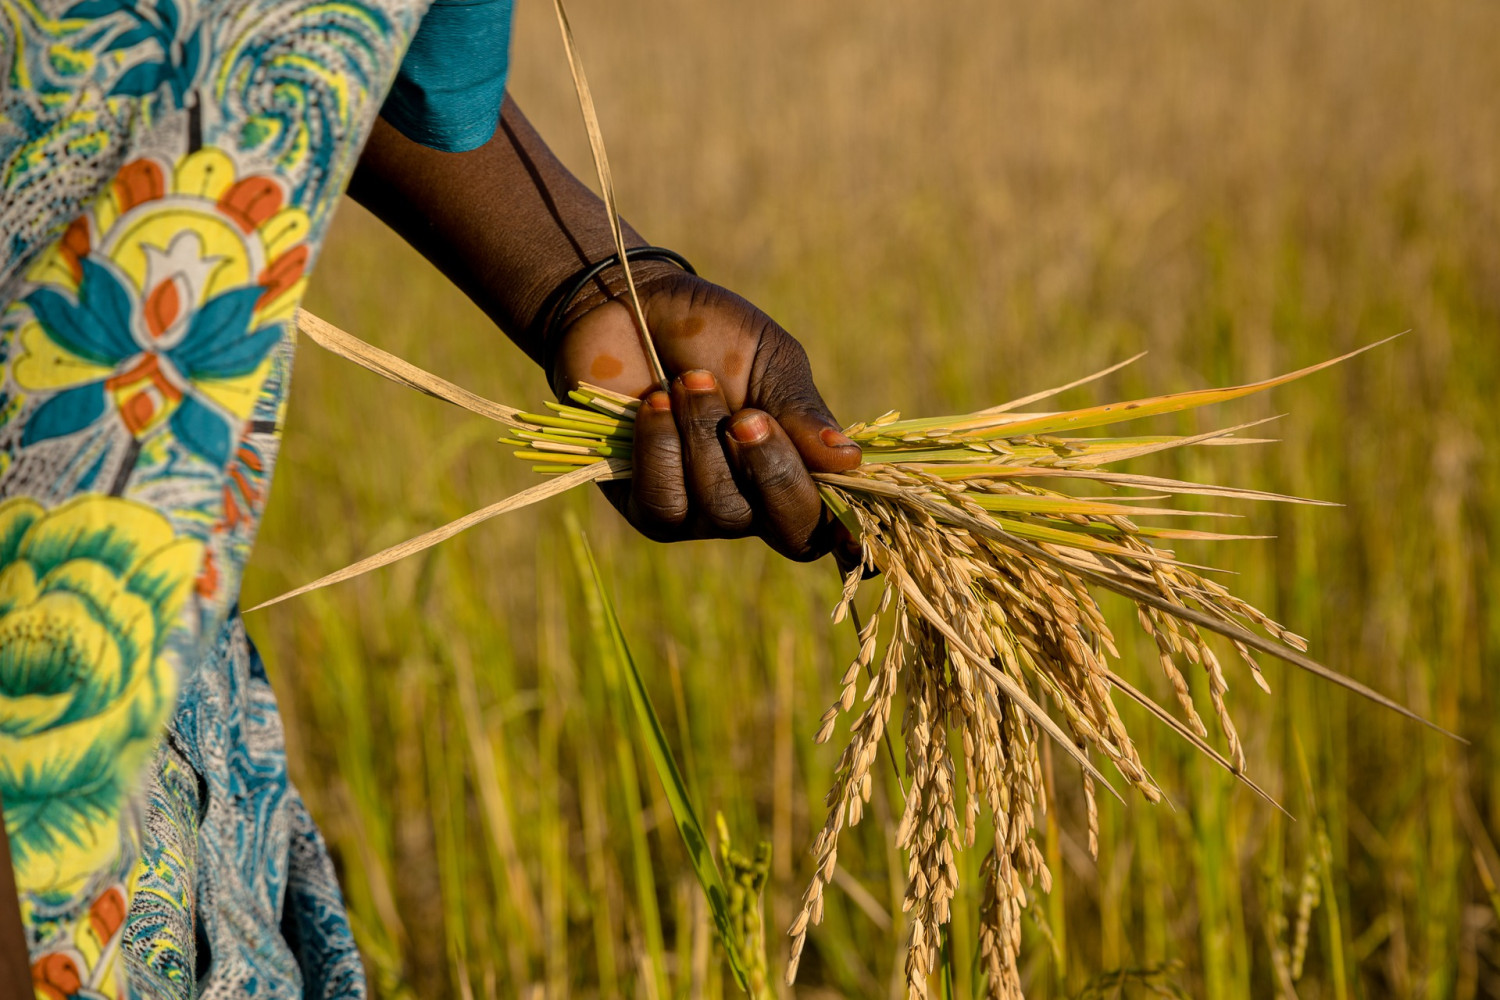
[549,268,862,560]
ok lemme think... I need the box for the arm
[348,99,630,368]
[348,98,862,559]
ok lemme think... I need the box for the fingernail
[679,369,716,391]
[646,391,671,411]
[820,427,855,448]
[730,412,770,443]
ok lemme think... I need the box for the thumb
[751,332,862,473]
[775,405,863,473]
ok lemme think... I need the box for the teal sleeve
[382,0,515,153]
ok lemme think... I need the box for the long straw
[298,309,528,428]
[551,0,669,392]
[247,454,623,612]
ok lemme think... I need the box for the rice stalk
[269,305,1445,996]
[715,813,775,1000]
[484,341,1448,999]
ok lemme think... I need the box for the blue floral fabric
[0,1,450,996]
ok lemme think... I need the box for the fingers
[724,409,828,560]
[630,372,828,555]
[627,390,689,536]
[749,331,862,473]
[671,370,754,534]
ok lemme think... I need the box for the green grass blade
[940,924,957,1000]
[573,531,754,993]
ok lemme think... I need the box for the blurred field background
[240,0,1500,996]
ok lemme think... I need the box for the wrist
[538,247,698,381]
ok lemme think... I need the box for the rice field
[239,0,1500,996]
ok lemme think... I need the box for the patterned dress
[0,1,513,996]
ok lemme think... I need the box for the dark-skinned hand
[550,268,862,561]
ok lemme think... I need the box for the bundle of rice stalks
[491,339,1439,998]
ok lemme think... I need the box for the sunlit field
[240,0,1500,996]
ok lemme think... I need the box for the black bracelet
[541,246,697,380]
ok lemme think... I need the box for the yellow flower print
[0,495,201,896]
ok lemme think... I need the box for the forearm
[347,97,660,366]
[348,90,860,559]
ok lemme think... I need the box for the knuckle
[633,440,681,476]
[634,481,689,525]
[642,498,690,527]
[685,412,727,440]
[752,335,823,414]
[778,513,825,558]
[750,455,807,502]
[769,517,825,562]
[756,331,809,381]
[709,513,755,536]
[631,437,689,527]
[700,487,754,534]
[635,433,680,466]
